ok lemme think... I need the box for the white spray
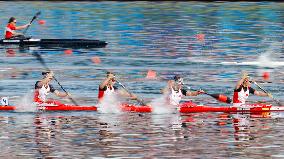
[97,93,123,114]
[15,89,37,112]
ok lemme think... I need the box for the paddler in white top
[162,75,204,106]
[34,71,69,105]
[98,72,137,103]
[233,72,272,107]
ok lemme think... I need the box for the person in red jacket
[4,17,30,39]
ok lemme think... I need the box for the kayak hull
[120,104,152,113]
[0,39,108,48]
[0,105,97,111]
[179,102,284,113]
[38,105,97,111]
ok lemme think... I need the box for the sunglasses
[13,21,17,23]
[244,79,251,83]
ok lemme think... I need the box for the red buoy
[262,72,270,80]
[38,20,46,25]
[64,49,73,55]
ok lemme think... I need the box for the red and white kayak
[121,103,284,113]
[0,102,283,113]
[120,104,152,113]
[0,104,97,111]
[179,102,284,113]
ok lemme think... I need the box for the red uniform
[5,23,16,39]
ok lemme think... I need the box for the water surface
[0,1,283,158]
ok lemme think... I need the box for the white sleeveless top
[168,88,183,106]
[233,87,250,107]
[104,86,115,96]
[38,84,51,102]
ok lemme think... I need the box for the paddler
[4,17,30,39]
[98,72,137,102]
[34,71,70,105]
[161,75,205,106]
[233,72,272,107]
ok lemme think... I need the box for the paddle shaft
[189,87,232,104]
[116,80,147,105]
[253,81,282,106]
[23,11,41,34]
[204,92,232,104]
[33,52,79,106]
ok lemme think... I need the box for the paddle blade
[32,11,41,21]
[207,93,232,104]
[32,52,47,67]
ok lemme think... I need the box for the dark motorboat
[0,38,108,48]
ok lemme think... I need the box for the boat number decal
[237,107,250,111]
[26,39,41,42]
[0,97,9,106]
[3,40,20,42]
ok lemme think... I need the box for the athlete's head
[172,75,184,91]
[243,76,251,87]
[106,72,116,84]
[42,71,54,81]
[8,17,16,24]
[174,75,184,85]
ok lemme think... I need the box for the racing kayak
[0,104,97,111]
[0,38,108,48]
[179,102,284,113]
[0,104,147,112]
[121,103,284,113]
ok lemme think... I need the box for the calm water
[0,1,284,158]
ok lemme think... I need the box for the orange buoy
[146,70,157,79]
[262,72,270,80]
[196,34,205,42]
[64,49,73,55]
[38,20,46,25]
[91,56,101,64]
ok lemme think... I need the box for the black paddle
[33,52,79,106]
[116,80,148,106]
[187,85,232,104]
[23,11,41,35]
[253,81,282,106]
[203,92,232,104]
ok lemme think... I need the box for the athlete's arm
[186,89,204,96]
[53,90,69,97]
[161,80,174,94]
[15,23,30,30]
[99,74,115,89]
[235,72,248,90]
[254,90,269,97]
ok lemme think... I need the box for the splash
[255,42,284,68]
[97,93,122,114]
[15,89,37,112]
[150,94,176,114]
